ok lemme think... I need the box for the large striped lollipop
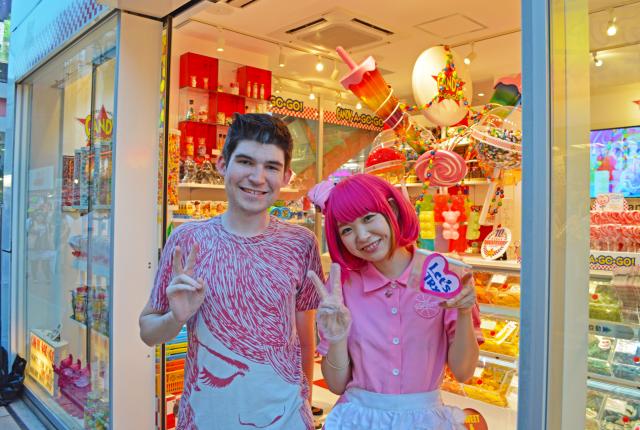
[414,149,468,187]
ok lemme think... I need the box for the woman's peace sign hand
[307,263,352,344]
[167,244,208,324]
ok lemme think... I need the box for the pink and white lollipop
[415,149,468,187]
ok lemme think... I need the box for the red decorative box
[179,52,218,90]
[236,65,272,100]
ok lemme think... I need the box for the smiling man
[139,114,323,429]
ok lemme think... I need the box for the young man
[140,114,323,429]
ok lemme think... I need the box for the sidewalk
[0,399,49,430]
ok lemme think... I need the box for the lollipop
[414,149,468,187]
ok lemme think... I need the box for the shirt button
[392,368,400,376]
[392,337,400,345]
[391,307,398,315]
[391,282,398,289]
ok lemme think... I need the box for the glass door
[19,16,117,429]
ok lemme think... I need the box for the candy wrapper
[408,249,471,301]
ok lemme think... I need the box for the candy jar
[196,155,217,184]
[182,156,197,183]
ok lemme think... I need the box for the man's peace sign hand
[307,264,352,344]
[167,244,208,324]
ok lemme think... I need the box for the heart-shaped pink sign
[419,253,463,299]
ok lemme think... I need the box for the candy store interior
[155,1,640,429]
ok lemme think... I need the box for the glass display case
[18,16,117,429]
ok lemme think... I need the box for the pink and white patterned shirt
[317,249,482,394]
[151,216,322,429]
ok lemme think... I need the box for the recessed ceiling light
[478,92,485,97]
[315,55,324,72]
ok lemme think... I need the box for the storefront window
[583,2,640,428]
[18,16,117,429]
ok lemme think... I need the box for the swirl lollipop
[414,149,468,187]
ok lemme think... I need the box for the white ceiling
[168,0,639,105]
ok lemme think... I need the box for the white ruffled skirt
[324,388,466,430]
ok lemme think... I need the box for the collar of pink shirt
[359,248,415,293]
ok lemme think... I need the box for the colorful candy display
[470,106,522,170]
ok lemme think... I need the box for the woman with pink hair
[307,174,481,429]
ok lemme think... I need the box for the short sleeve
[444,303,484,346]
[296,234,323,312]
[149,229,182,313]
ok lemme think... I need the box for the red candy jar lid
[365,146,405,167]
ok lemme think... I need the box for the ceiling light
[330,60,339,80]
[309,85,316,100]
[478,92,485,97]
[315,55,324,72]
[606,9,618,36]
[278,46,285,68]
[216,27,225,52]
[464,43,476,65]
[592,52,603,67]
[356,102,362,110]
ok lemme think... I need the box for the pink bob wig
[324,174,419,273]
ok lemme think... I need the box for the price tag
[605,398,628,415]
[480,319,497,330]
[490,274,507,285]
[615,339,638,355]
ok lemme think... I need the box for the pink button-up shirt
[318,251,482,394]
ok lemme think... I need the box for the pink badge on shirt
[419,253,463,299]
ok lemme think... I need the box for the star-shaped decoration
[429,46,467,106]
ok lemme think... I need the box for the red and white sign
[481,227,512,260]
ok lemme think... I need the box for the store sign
[78,105,114,141]
[336,106,384,128]
[270,95,304,113]
[463,408,489,430]
[28,332,57,395]
[589,251,638,271]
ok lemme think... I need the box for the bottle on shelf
[259,83,265,100]
[182,156,197,183]
[185,99,196,121]
[252,82,258,99]
[246,80,252,98]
